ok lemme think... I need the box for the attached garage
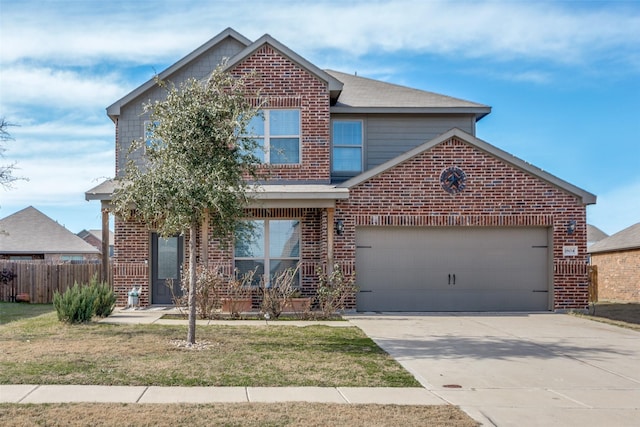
[355,226,551,312]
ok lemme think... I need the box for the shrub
[172,265,225,320]
[316,263,358,318]
[53,276,115,323]
[91,278,116,318]
[224,268,256,319]
[260,264,300,319]
[53,283,96,324]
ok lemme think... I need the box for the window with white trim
[234,219,300,286]
[332,120,363,173]
[246,109,300,164]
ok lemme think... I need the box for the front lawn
[0,303,54,325]
[0,310,419,387]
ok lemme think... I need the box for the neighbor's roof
[0,206,100,254]
[588,222,640,254]
[587,224,608,245]
[78,229,115,244]
[326,70,491,119]
[339,128,597,206]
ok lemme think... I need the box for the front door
[151,233,184,305]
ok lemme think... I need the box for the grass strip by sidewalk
[0,402,479,427]
[0,309,419,387]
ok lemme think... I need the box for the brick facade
[335,137,589,311]
[591,250,640,302]
[229,45,331,183]
[108,34,591,311]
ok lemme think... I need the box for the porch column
[327,207,335,275]
[100,201,110,283]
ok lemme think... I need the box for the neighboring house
[587,224,608,248]
[0,206,100,262]
[78,229,114,257]
[588,222,640,302]
[86,28,596,311]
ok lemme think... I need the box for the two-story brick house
[86,28,596,311]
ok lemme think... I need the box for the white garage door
[355,227,550,311]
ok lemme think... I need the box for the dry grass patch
[0,402,479,427]
[577,302,640,331]
[0,312,418,387]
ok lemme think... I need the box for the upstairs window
[247,109,300,164]
[332,120,363,173]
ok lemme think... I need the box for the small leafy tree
[111,64,262,344]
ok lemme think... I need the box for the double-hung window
[332,120,363,173]
[247,109,300,164]
[234,219,301,286]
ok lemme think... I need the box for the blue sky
[1,0,639,236]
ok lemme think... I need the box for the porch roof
[85,180,349,208]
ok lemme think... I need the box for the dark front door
[151,233,184,305]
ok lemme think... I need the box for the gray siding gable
[107,28,251,120]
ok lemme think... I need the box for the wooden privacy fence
[0,261,113,304]
[588,265,598,303]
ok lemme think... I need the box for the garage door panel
[357,289,549,312]
[355,227,550,312]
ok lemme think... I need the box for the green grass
[0,302,54,324]
[0,310,419,387]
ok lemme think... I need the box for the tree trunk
[187,221,198,344]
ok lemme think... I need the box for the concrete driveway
[346,313,640,427]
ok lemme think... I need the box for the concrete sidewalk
[0,385,443,405]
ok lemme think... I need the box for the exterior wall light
[335,219,345,235]
[567,220,576,235]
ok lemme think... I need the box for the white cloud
[1,150,113,205]
[2,1,639,70]
[0,66,125,110]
